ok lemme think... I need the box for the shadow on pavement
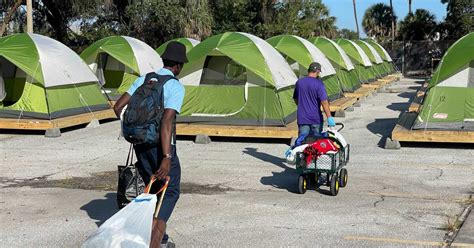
[80,192,118,227]
[366,118,398,148]
[242,147,298,193]
[397,91,416,100]
[386,102,411,111]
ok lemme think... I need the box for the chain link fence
[381,40,456,77]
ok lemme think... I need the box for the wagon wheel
[339,168,348,187]
[297,175,307,194]
[330,173,339,196]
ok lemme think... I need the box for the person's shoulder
[296,76,310,84]
[164,77,184,93]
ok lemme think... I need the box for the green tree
[208,0,266,36]
[268,0,337,38]
[362,3,396,42]
[398,9,437,40]
[440,0,473,39]
[338,28,359,39]
[127,0,213,48]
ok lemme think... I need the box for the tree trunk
[390,0,395,43]
[41,0,68,43]
[408,0,412,14]
[352,0,360,39]
[0,0,24,37]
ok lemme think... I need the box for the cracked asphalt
[0,77,473,247]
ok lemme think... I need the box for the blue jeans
[298,123,323,136]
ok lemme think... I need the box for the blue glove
[327,116,336,127]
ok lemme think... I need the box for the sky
[321,0,448,37]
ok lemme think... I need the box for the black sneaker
[160,240,176,248]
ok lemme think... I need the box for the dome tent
[156,38,200,55]
[310,37,361,92]
[80,36,163,99]
[0,33,110,119]
[267,35,343,101]
[414,32,474,130]
[178,32,298,126]
[366,39,397,74]
[355,40,387,77]
[337,38,377,83]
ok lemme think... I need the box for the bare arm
[113,93,131,118]
[160,109,175,156]
[154,109,176,179]
[321,100,332,119]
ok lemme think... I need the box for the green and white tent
[337,38,376,83]
[355,40,387,77]
[310,37,361,92]
[366,40,397,74]
[178,32,298,126]
[267,35,343,101]
[414,32,474,130]
[80,36,163,99]
[0,33,110,119]
[156,38,200,55]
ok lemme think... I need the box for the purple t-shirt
[293,76,328,125]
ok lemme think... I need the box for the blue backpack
[122,73,175,145]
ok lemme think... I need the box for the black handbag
[117,144,145,209]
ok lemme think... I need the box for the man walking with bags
[293,62,336,139]
[113,41,188,248]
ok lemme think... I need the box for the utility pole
[353,0,360,39]
[390,0,395,48]
[27,0,33,33]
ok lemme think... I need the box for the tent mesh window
[0,57,26,107]
[98,53,127,89]
[200,56,246,85]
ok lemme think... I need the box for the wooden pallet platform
[329,97,357,112]
[391,112,474,143]
[344,87,374,99]
[176,121,298,139]
[392,125,474,143]
[0,109,117,131]
[408,82,428,113]
[361,80,385,90]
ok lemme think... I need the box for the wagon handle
[335,123,344,132]
[145,176,170,195]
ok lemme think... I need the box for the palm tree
[362,3,395,41]
[398,9,437,40]
[353,0,360,39]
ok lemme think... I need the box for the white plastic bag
[285,144,309,164]
[82,193,157,248]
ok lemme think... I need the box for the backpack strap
[147,73,178,146]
